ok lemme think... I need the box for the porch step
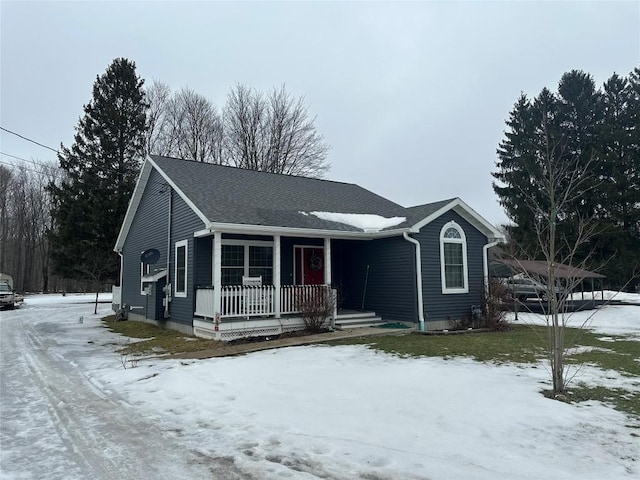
[334,311,385,329]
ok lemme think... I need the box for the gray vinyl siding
[120,167,206,328]
[415,210,488,324]
[168,189,207,326]
[120,168,170,319]
[333,238,417,322]
[194,236,212,287]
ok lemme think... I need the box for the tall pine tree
[493,66,640,288]
[48,58,147,286]
[596,70,640,286]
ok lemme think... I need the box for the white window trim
[440,221,469,294]
[217,240,275,285]
[174,239,188,298]
[140,262,150,295]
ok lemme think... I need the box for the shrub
[294,286,336,333]
[483,279,510,331]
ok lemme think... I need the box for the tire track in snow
[1,304,251,480]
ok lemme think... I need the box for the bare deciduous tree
[145,80,172,156]
[503,94,602,396]
[224,84,330,177]
[145,82,329,177]
[145,83,225,164]
[170,88,224,164]
[0,160,59,292]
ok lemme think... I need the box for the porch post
[274,234,281,318]
[324,237,331,286]
[213,231,222,317]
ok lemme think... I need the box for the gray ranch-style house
[113,155,505,340]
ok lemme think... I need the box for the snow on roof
[305,211,406,232]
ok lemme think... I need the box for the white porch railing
[195,284,330,319]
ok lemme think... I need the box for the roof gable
[407,197,505,241]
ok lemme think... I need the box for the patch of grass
[568,385,640,419]
[330,324,547,363]
[563,330,640,377]
[102,318,220,356]
[567,350,640,377]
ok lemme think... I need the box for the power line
[0,151,55,166]
[0,151,58,169]
[0,158,61,178]
[0,151,32,163]
[0,126,59,153]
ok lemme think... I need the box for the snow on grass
[565,345,615,355]
[3,294,639,479]
[90,346,638,479]
[21,292,113,306]
[569,290,640,305]
[510,304,640,340]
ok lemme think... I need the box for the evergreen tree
[493,88,564,256]
[48,58,147,286]
[596,70,640,286]
[493,66,640,288]
[556,70,603,220]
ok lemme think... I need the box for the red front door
[295,247,325,285]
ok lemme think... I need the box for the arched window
[440,221,468,294]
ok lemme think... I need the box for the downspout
[483,240,501,296]
[164,188,172,318]
[117,251,124,311]
[403,232,425,332]
[118,251,123,289]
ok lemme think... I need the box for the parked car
[503,277,563,302]
[0,273,17,309]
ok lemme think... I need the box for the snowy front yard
[1,294,639,479]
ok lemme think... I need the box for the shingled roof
[115,155,504,251]
[152,155,409,231]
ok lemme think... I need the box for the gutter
[196,223,412,240]
[403,232,425,332]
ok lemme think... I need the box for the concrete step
[335,311,378,320]
[334,315,384,329]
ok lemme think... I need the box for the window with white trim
[220,241,273,286]
[140,262,150,295]
[174,239,188,297]
[440,221,468,294]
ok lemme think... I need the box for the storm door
[294,246,325,285]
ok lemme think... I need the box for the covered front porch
[191,230,385,340]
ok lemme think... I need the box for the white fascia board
[147,156,210,227]
[410,197,505,242]
[198,222,412,240]
[114,157,153,252]
[142,269,167,282]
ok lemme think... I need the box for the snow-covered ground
[1,294,638,479]
[512,292,640,340]
[569,290,640,305]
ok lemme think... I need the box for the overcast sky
[1,1,638,226]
